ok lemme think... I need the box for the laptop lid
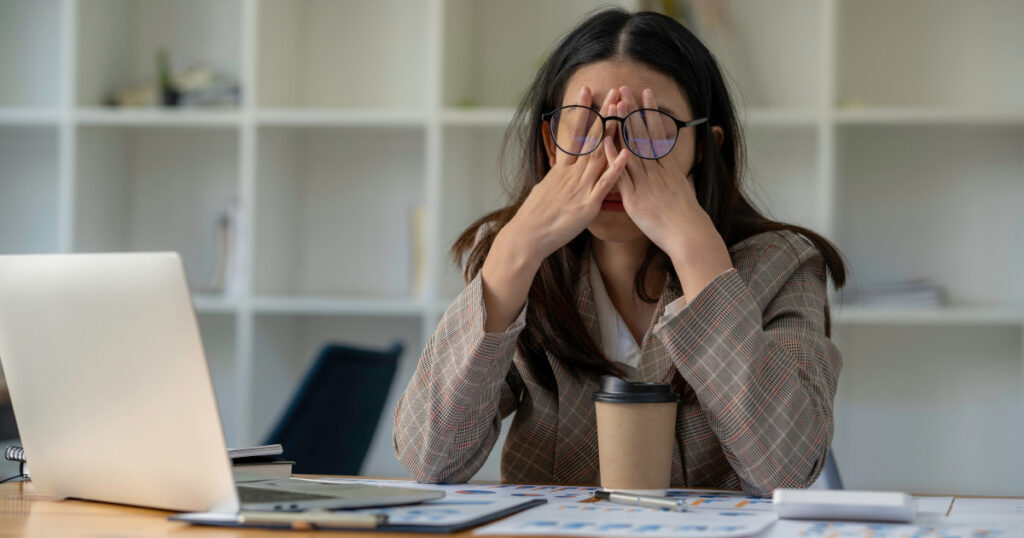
[0,253,239,513]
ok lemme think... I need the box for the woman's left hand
[612,86,734,299]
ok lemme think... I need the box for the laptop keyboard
[237,485,338,504]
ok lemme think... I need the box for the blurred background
[0,0,1021,495]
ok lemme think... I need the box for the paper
[915,496,954,515]
[950,498,1024,517]
[474,503,776,537]
[172,497,542,529]
[354,497,542,526]
[764,519,1019,538]
[302,478,602,503]
[667,490,775,512]
[303,478,772,509]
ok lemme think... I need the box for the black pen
[594,490,689,512]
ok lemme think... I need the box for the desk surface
[0,479,432,538]
[1,479,1020,538]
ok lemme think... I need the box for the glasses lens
[624,109,677,159]
[551,107,602,155]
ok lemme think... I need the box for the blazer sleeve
[654,233,841,496]
[392,270,527,483]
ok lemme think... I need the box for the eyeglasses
[542,105,708,160]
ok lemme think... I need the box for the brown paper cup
[593,377,678,495]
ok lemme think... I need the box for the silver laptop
[0,252,441,513]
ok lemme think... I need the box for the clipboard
[170,497,546,533]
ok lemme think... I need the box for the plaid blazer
[393,230,841,496]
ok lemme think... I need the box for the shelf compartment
[253,126,426,298]
[73,125,240,292]
[197,313,239,446]
[742,124,822,232]
[77,0,242,108]
[438,125,512,299]
[250,313,422,476]
[0,0,63,108]
[443,0,633,108]
[835,125,1024,308]
[0,126,61,254]
[679,0,823,110]
[256,0,430,109]
[837,0,1024,109]
[832,325,1023,496]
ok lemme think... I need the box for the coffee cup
[593,375,678,495]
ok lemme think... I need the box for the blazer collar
[575,241,685,380]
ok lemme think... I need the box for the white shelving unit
[0,0,1021,494]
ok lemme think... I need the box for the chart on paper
[304,478,774,509]
[474,502,777,537]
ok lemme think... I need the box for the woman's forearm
[479,227,543,333]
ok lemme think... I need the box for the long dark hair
[452,9,846,393]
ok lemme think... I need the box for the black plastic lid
[593,376,678,404]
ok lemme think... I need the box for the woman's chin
[587,213,646,243]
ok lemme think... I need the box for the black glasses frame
[542,105,709,160]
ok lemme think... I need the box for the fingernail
[579,86,587,97]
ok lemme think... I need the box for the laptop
[0,252,442,513]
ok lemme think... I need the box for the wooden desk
[0,480,437,537]
[2,479,1020,537]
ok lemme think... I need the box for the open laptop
[0,252,442,513]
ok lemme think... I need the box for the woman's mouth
[601,193,625,212]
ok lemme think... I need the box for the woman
[393,8,845,496]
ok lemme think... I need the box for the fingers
[583,88,618,159]
[618,166,637,203]
[556,86,593,165]
[591,136,631,201]
[618,87,653,161]
[578,100,614,182]
[641,88,671,157]
[615,97,647,179]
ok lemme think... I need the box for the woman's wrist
[666,226,733,300]
[494,223,548,270]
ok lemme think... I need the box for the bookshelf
[0,0,1021,495]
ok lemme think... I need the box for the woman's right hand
[479,86,630,333]
[501,86,631,263]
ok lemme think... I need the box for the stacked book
[229,444,294,479]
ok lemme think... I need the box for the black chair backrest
[264,341,402,475]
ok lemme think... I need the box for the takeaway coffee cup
[593,376,678,495]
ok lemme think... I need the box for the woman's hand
[479,86,630,332]
[500,86,631,264]
[614,86,733,300]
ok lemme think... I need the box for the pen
[239,509,386,530]
[594,490,688,512]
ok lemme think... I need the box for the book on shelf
[842,279,947,309]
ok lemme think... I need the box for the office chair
[264,341,403,475]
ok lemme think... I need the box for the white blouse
[588,252,687,370]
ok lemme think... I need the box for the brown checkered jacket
[393,230,840,496]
